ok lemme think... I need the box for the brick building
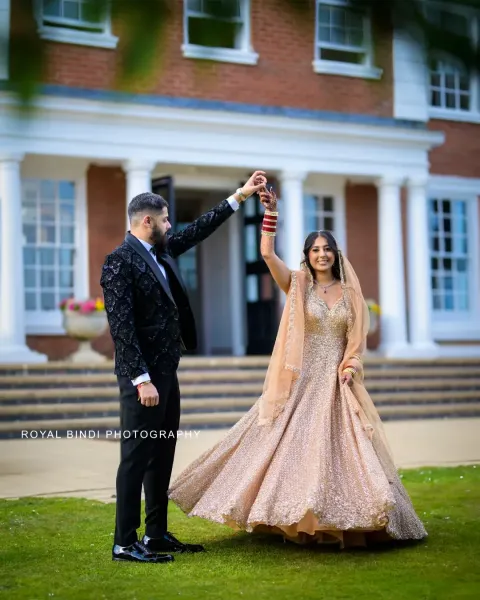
[0,0,479,363]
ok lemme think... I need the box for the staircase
[1,357,480,439]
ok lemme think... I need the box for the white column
[281,171,306,270]
[407,178,438,356]
[0,156,46,363]
[229,214,245,356]
[123,160,155,228]
[376,176,410,356]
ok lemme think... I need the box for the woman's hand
[341,371,354,387]
[259,186,278,211]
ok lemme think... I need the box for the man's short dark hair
[128,192,169,222]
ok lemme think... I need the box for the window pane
[58,181,75,201]
[40,180,55,200]
[39,248,55,266]
[25,268,36,288]
[431,257,438,271]
[456,258,467,272]
[64,1,80,20]
[59,249,75,267]
[60,226,75,244]
[457,273,468,294]
[25,292,37,310]
[444,294,454,310]
[324,217,334,231]
[59,269,74,287]
[40,202,56,223]
[41,270,56,288]
[41,292,56,311]
[24,247,36,266]
[43,0,61,17]
[320,48,365,64]
[432,293,442,310]
[245,225,257,262]
[323,196,334,212]
[22,205,37,222]
[60,203,75,223]
[318,6,330,25]
[443,258,452,271]
[40,225,55,243]
[445,237,452,253]
[246,275,258,302]
[23,224,36,244]
[457,294,469,310]
[318,25,331,43]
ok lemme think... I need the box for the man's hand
[259,186,277,212]
[138,382,159,407]
[240,170,267,199]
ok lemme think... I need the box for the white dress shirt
[132,195,240,386]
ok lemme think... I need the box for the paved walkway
[1,418,479,503]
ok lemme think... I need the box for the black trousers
[114,369,180,546]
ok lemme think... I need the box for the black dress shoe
[142,532,205,554]
[112,541,174,563]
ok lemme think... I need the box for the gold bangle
[265,209,279,216]
[261,231,276,237]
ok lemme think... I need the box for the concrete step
[1,367,480,389]
[2,401,480,437]
[2,391,480,420]
[2,379,480,405]
[1,356,480,376]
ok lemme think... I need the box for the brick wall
[345,183,380,349]
[15,0,393,117]
[428,120,480,178]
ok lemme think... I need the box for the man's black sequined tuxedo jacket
[100,199,234,380]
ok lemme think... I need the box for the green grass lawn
[1,466,479,600]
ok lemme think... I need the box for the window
[36,0,118,48]
[22,179,76,313]
[304,195,336,237]
[427,3,479,120]
[429,198,470,312]
[314,0,382,79]
[183,0,258,65]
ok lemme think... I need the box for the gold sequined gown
[168,288,427,547]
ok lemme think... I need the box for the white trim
[37,25,119,49]
[312,60,382,79]
[20,158,90,336]
[0,94,445,181]
[182,44,258,65]
[314,0,382,80]
[183,0,256,65]
[429,107,480,123]
[0,0,10,80]
[427,176,480,342]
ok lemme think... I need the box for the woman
[168,187,427,548]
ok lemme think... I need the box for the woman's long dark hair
[301,230,341,281]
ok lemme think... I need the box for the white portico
[2,88,479,363]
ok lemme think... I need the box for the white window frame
[426,0,480,123]
[21,165,89,336]
[428,176,480,341]
[313,0,382,80]
[182,0,258,65]
[35,0,118,49]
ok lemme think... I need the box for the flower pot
[63,311,108,363]
[368,311,379,335]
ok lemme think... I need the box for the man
[100,171,267,563]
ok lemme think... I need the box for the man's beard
[151,224,168,252]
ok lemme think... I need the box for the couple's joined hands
[241,171,277,212]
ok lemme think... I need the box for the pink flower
[79,300,96,314]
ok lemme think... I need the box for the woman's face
[308,236,335,275]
